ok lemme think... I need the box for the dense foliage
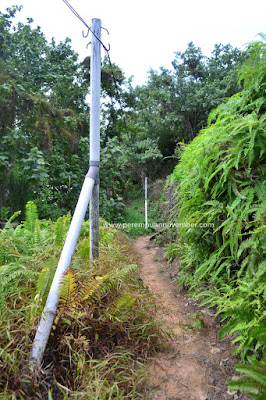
[0,6,248,223]
[166,37,266,397]
[0,7,127,221]
[0,3,265,399]
[0,202,166,399]
[128,41,245,157]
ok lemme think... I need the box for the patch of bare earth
[134,236,250,400]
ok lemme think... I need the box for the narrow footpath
[134,236,248,400]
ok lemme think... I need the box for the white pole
[30,176,95,369]
[145,176,148,230]
[30,18,102,370]
[89,18,101,260]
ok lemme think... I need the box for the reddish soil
[134,236,249,400]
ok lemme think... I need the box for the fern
[24,201,39,233]
[57,264,137,310]
[0,201,163,398]
[59,268,77,305]
[36,261,56,304]
[97,264,137,299]
[228,361,266,399]
[165,37,266,378]
[54,213,71,246]
[2,210,21,232]
[33,218,41,248]
[104,294,138,322]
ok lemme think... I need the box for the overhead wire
[62,0,131,142]
[62,0,110,52]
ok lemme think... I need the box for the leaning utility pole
[89,18,101,260]
[29,18,102,370]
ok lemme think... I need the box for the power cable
[62,0,131,143]
[62,0,110,53]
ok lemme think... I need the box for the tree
[128,41,246,158]
[0,7,89,217]
[0,7,129,221]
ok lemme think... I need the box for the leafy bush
[166,37,266,396]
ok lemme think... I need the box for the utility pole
[29,17,102,370]
[89,18,101,260]
[145,176,148,230]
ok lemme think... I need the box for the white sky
[1,0,266,85]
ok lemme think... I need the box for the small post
[89,18,101,260]
[145,176,148,230]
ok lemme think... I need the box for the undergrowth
[165,37,266,398]
[0,202,167,399]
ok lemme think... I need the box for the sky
[1,0,266,86]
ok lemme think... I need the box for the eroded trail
[134,236,244,400]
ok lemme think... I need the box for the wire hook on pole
[82,28,90,38]
[82,28,91,48]
[101,26,111,51]
[101,26,109,35]
[62,0,111,54]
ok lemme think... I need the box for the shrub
[166,36,266,397]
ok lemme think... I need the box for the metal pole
[89,18,101,260]
[30,175,96,369]
[29,17,102,370]
[145,176,148,230]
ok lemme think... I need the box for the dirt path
[134,236,246,400]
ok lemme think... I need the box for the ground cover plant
[0,202,167,399]
[166,37,266,398]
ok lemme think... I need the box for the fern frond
[256,260,266,280]
[104,294,138,321]
[249,326,266,344]
[237,238,254,260]
[34,219,41,248]
[59,269,77,305]
[234,364,266,387]
[54,213,71,246]
[24,201,39,232]
[1,269,39,288]
[36,262,56,303]
[2,211,21,232]
[80,264,137,305]
[228,376,261,394]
